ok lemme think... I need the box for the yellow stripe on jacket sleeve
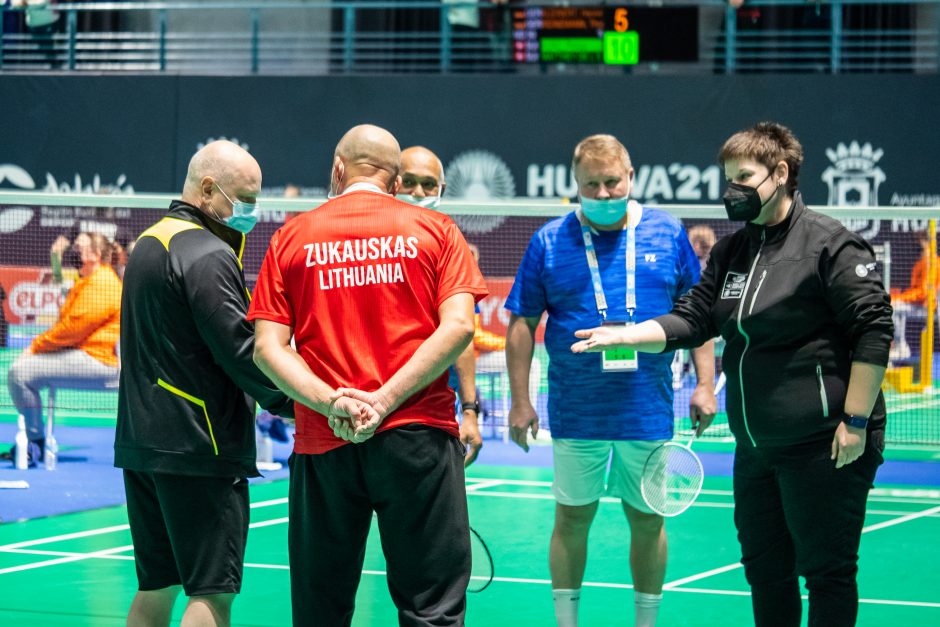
[138,218,203,251]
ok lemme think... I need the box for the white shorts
[551,438,666,513]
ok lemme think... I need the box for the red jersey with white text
[248,190,488,454]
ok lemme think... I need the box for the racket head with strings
[468,525,494,593]
[640,440,704,517]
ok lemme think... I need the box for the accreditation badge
[601,322,638,372]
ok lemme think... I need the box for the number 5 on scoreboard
[614,7,629,32]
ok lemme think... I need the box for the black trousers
[733,430,884,627]
[288,425,470,627]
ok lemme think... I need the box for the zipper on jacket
[816,364,829,418]
[735,230,765,447]
[748,270,768,315]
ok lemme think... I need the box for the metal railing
[0,1,937,74]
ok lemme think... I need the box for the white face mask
[396,193,441,210]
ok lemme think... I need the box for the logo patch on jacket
[721,272,748,299]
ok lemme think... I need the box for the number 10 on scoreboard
[603,31,639,65]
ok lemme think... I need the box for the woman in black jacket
[571,121,893,627]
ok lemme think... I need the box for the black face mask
[722,172,778,222]
[62,248,83,270]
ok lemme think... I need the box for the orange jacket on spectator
[31,265,122,367]
[893,255,940,305]
[473,313,505,355]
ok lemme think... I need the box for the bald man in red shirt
[250,125,487,626]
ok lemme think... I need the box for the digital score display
[512,6,699,65]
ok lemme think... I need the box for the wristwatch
[461,401,481,414]
[842,413,869,429]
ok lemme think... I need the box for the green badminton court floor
[1,465,939,626]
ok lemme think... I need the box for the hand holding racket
[689,381,718,437]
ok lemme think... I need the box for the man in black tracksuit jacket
[115,141,293,625]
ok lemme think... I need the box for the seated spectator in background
[465,243,507,368]
[4,232,122,466]
[890,230,940,361]
[892,230,940,306]
[687,224,717,269]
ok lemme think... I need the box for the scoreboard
[512,5,699,65]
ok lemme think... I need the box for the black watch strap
[461,401,481,414]
[842,413,869,429]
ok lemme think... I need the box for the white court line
[467,490,736,509]
[0,544,134,575]
[861,504,940,533]
[868,496,940,506]
[4,548,939,610]
[871,488,940,499]
[663,503,940,590]
[2,547,135,561]
[468,478,551,488]
[671,587,940,609]
[0,524,130,551]
[663,564,745,589]
[465,482,940,501]
[249,517,289,529]
[465,480,505,492]
[249,497,288,509]
[0,479,940,590]
[0,498,290,553]
[867,508,940,517]
[0,514,293,577]
[856,597,940,609]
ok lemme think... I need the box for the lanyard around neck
[577,201,642,322]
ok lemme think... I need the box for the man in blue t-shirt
[505,134,716,627]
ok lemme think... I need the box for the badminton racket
[640,436,704,517]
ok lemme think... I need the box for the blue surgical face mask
[396,193,441,210]
[579,196,628,226]
[215,185,258,234]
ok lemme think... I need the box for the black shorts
[288,425,470,626]
[123,469,250,596]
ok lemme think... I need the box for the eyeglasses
[401,174,441,193]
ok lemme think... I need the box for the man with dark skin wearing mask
[398,145,483,466]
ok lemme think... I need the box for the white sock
[634,591,663,627]
[552,588,581,627]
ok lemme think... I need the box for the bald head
[181,140,261,220]
[331,124,401,195]
[401,146,445,199]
